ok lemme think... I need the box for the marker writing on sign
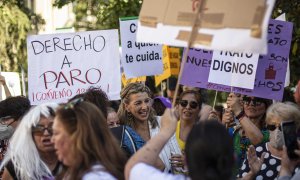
[31,34,106,55]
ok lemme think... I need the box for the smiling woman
[0,103,60,180]
[118,83,181,173]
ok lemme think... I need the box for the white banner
[120,19,163,78]
[208,51,259,89]
[27,30,121,105]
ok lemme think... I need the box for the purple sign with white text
[180,19,293,100]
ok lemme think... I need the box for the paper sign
[180,19,293,100]
[137,0,276,54]
[27,30,121,105]
[0,72,22,99]
[122,73,146,87]
[208,51,259,89]
[120,18,163,78]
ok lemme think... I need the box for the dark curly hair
[69,87,109,118]
[0,96,31,120]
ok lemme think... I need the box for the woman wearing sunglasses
[225,93,272,168]
[237,102,300,179]
[52,99,127,180]
[170,90,202,173]
[0,103,60,180]
[118,83,181,173]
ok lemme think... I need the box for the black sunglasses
[65,97,84,110]
[266,124,282,131]
[243,97,264,106]
[179,100,199,109]
[32,123,54,136]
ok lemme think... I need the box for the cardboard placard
[137,0,276,54]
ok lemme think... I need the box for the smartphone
[281,120,299,160]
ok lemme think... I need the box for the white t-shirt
[82,164,117,180]
[150,116,181,172]
[129,163,187,180]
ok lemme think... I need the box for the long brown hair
[55,101,127,180]
[118,82,158,129]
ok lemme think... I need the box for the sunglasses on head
[179,100,199,109]
[65,97,84,110]
[242,97,264,106]
[266,124,281,131]
[32,123,54,136]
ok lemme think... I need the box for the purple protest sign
[180,19,293,100]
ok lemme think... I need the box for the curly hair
[0,96,31,120]
[69,87,109,118]
[117,83,158,129]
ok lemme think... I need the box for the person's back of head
[185,120,234,180]
[0,95,31,121]
[68,87,109,118]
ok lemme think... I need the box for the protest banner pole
[172,0,205,107]
[212,90,218,110]
[20,64,26,97]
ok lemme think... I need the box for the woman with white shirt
[118,82,181,172]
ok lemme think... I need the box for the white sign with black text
[208,51,259,89]
[120,19,163,78]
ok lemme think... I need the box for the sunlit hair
[118,82,158,129]
[0,103,58,180]
[178,89,202,108]
[266,102,300,128]
[55,101,126,180]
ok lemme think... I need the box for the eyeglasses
[179,100,199,109]
[0,116,15,126]
[266,124,282,131]
[65,97,84,110]
[243,97,264,106]
[32,124,54,136]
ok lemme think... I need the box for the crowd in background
[1,74,300,180]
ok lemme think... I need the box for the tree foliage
[54,0,142,30]
[0,0,44,72]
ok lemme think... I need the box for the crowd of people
[0,75,300,180]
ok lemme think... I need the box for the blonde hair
[266,102,300,128]
[117,83,158,129]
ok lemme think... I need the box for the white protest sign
[0,72,22,99]
[120,18,163,78]
[27,30,121,105]
[208,51,259,89]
